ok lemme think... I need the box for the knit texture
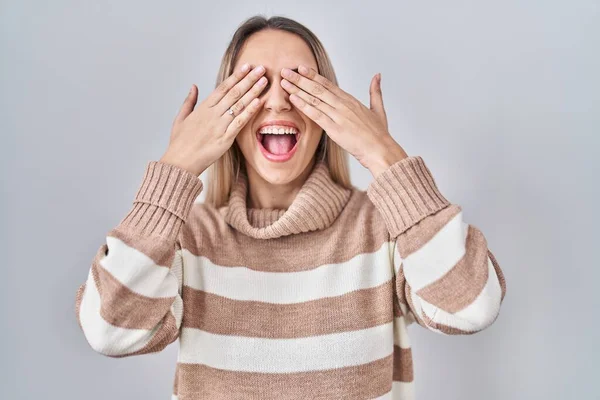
[75,155,507,399]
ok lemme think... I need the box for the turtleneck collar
[220,160,353,240]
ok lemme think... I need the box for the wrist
[159,154,204,176]
[367,142,408,179]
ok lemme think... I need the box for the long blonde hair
[205,15,353,208]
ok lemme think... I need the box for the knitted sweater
[74,155,507,400]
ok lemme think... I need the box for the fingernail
[241,63,250,72]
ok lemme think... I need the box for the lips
[256,119,300,131]
[255,122,301,162]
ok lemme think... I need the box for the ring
[226,108,235,117]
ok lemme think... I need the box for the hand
[160,63,269,176]
[279,65,408,177]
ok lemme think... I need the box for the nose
[262,75,292,113]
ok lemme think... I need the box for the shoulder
[341,187,386,227]
[328,187,390,245]
[178,200,229,253]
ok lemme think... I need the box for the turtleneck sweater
[74,155,507,400]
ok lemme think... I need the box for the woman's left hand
[280,65,408,177]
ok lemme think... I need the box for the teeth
[258,126,298,135]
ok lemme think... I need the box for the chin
[250,149,311,185]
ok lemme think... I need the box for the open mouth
[256,129,300,162]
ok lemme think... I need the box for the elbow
[75,276,163,358]
[416,260,505,335]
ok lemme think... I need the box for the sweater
[74,155,507,400]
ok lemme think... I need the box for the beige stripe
[92,260,176,330]
[107,224,180,267]
[181,280,394,338]
[183,191,390,272]
[173,355,394,399]
[392,345,414,382]
[395,204,462,257]
[416,225,489,313]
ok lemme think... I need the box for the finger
[280,78,343,124]
[222,75,268,122]
[214,64,266,116]
[174,84,198,125]
[282,65,350,109]
[288,92,337,134]
[369,73,387,130]
[223,96,264,139]
[204,63,253,107]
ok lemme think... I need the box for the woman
[74,15,507,400]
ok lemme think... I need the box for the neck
[245,158,317,210]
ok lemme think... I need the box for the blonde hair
[205,15,353,208]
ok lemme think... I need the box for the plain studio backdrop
[1,1,598,399]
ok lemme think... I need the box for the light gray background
[1,1,598,399]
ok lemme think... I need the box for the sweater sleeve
[74,161,203,357]
[366,156,507,335]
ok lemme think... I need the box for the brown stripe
[112,310,179,358]
[395,204,462,258]
[181,280,394,338]
[405,272,482,335]
[173,363,179,396]
[173,355,394,399]
[183,191,390,272]
[92,259,176,330]
[416,224,490,313]
[107,223,179,268]
[488,249,507,301]
[395,264,408,306]
[392,345,414,382]
[392,276,403,318]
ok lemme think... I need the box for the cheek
[235,126,253,147]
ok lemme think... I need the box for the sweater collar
[221,160,353,239]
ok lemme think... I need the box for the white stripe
[408,284,445,335]
[419,256,501,332]
[392,381,416,400]
[181,242,394,303]
[78,268,158,356]
[178,322,394,373]
[393,317,411,349]
[400,211,468,291]
[371,389,393,399]
[100,236,180,299]
[369,381,415,400]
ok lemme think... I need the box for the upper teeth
[259,126,298,135]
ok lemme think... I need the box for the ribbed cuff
[119,161,204,239]
[366,156,451,238]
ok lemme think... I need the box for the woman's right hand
[159,63,268,176]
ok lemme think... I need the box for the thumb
[174,84,198,125]
[369,73,388,130]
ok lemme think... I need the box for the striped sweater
[74,155,507,400]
